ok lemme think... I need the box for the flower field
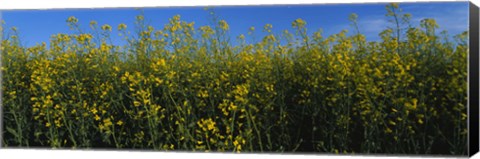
[1,4,468,155]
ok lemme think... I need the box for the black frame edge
[469,1,480,157]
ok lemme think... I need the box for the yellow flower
[91,108,98,114]
[405,98,418,110]
[117,23,127,30]
[385,127,393,133]
[67,16,78,24]
[412,98,418,109]
[116,120,124,126]
[391,108,398,113]
[89,20,97,27]
[388,120,396,126]
[207,122,215,131]
[292,18,307,28]
[102,24,112,31]
[229,102,238,111]
[134,101,141,107]
[219,20,229,30]
[103,118,113,127]
[112,66,120,73]
[233,140,239,147]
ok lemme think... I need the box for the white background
[0,0,479,159]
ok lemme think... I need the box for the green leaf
[6,127,19,138]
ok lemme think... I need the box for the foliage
[1,3,467,155]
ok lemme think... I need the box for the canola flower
[1,3,468,155]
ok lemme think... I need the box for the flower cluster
[1,3,467,155]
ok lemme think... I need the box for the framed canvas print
[0,0,479,158]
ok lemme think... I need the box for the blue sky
[0,1,469,47]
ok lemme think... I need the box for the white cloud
[351,4,468,41]
[358,17,389,38]
[410,9,468,35]
[407,3,468,34]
